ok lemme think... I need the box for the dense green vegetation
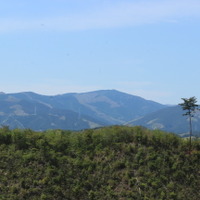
[0,126,199,199]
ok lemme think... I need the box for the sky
[0,0,200,104]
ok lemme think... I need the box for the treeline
[0,126,200,199]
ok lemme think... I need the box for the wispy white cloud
[0,0,200,33]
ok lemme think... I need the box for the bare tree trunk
[189,115,192,153]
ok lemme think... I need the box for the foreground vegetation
[0,126,199,200]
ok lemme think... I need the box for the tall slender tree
[179,97,199,152]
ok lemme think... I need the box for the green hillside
[0,126,199,199]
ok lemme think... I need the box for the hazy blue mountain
[0,93,106,131]
[60,90,167,124]
[0,90,166,130]
[128,105,200,137]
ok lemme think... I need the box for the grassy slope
[0,126,199,200]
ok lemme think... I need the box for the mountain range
[0,90,199,136]
[0,90,164,130]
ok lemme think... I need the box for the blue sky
[0,0,200,104]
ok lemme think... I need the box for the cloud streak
[1,0,200,33]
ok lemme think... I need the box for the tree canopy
[179,96,199,117]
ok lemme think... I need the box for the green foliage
[179,96,198,117]
[0,126,199,199]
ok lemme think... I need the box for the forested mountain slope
[0,126,199,199]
